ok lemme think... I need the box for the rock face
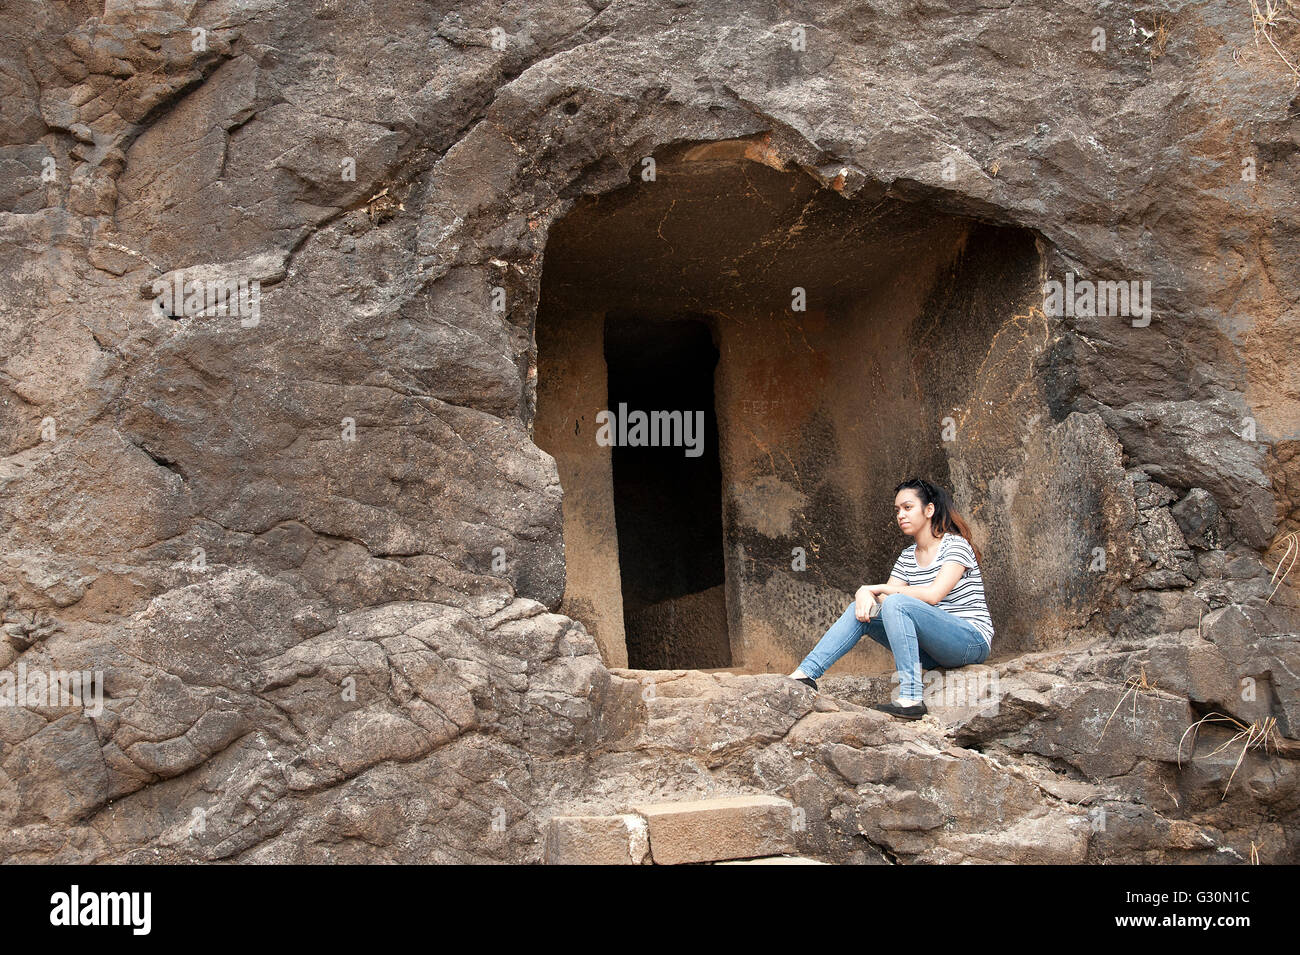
[1,1,1299,862]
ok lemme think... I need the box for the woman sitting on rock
[788,477,995,719]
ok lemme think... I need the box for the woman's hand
[854,586,880,621]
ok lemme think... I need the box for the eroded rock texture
[1,0,1298,862]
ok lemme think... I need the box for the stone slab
[543,813,649,865]
[631,795,795,864]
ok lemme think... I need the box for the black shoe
[794,676,818,691]
[873,700,927,720]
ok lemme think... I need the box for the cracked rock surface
[1,1,1298,861]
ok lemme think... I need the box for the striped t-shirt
[890,533,994,644]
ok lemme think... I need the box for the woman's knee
[879,593,915,618]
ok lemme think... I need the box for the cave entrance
[534,136,1047,673]
[603,313,730,669]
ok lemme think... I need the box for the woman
[788,478,995,719]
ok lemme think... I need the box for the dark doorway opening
[603,313,731,669]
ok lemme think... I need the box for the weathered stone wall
[1,0,1298,862]
[534,306,627,666]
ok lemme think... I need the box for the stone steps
[544,794,818,864]
[538,641,1300,864]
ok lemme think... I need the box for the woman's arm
[853,575,904,620]
[866,563,965,605]
[857,576,905,599]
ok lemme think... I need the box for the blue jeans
[798,593,989,700]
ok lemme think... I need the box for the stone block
[631,795,795,864]
[543,814,649,865]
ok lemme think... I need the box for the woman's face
[894,489,931,536]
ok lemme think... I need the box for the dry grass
[1150,14,1170,60]
[1097,663,1160,742]
[1265,530,1298,604]
[1249,0,1300,80]
[1177,711,1286,799]
[1137,14,1170,63]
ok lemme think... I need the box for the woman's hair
[893,477,983,565]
